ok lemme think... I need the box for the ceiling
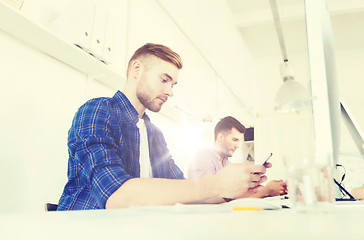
[225,0,364,51]
[224,0,364,113]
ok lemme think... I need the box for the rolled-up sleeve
[75,135,131,208]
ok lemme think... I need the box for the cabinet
[242,127,255,163]
[0,1,125,89]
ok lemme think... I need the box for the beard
[215,145,233,158]
[137,91,162,112]
[221,144,234,158]
[222,149,233,158]
[136,81,164,112]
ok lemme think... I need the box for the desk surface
[2,202,364,240]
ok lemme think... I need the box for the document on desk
[224,196,290,210]
[125,197,290,215]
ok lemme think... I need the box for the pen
[232,206,260,211]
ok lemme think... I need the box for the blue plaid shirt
[58,91,184,210]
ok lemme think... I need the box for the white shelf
[0,2,124,89]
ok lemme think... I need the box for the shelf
[0,2,124,89]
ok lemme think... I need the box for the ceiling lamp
[269,0,311,112]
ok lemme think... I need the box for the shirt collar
[211,146,228,162]
[114,90,139,124]
[114,91,151,125]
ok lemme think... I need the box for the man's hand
[250,180,288,198]
[351,185,364,200]
[214,163,268,199]
[265,180,288,196]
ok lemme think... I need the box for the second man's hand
[214,163,268,200]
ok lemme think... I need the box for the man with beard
[188,116,287,198]
[57,43,269,210]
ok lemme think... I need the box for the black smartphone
[258,153,273,165]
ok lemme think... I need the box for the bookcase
[243,127,255,164]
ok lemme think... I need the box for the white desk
[1,202,364,240]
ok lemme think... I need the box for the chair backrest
[45,203,58,211]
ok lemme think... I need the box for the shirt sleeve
[70,99,131,208]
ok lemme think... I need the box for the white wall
[0,0,255,213]
[243,5,364,191]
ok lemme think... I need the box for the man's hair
[127,43,183,75]
[214,116,246,140]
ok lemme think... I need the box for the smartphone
[258,153,273,165]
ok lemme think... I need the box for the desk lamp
[269,0,311,112]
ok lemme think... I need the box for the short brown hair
[127,43,183,73]
[214,116,246,140]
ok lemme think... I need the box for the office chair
[45,203,58,211]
